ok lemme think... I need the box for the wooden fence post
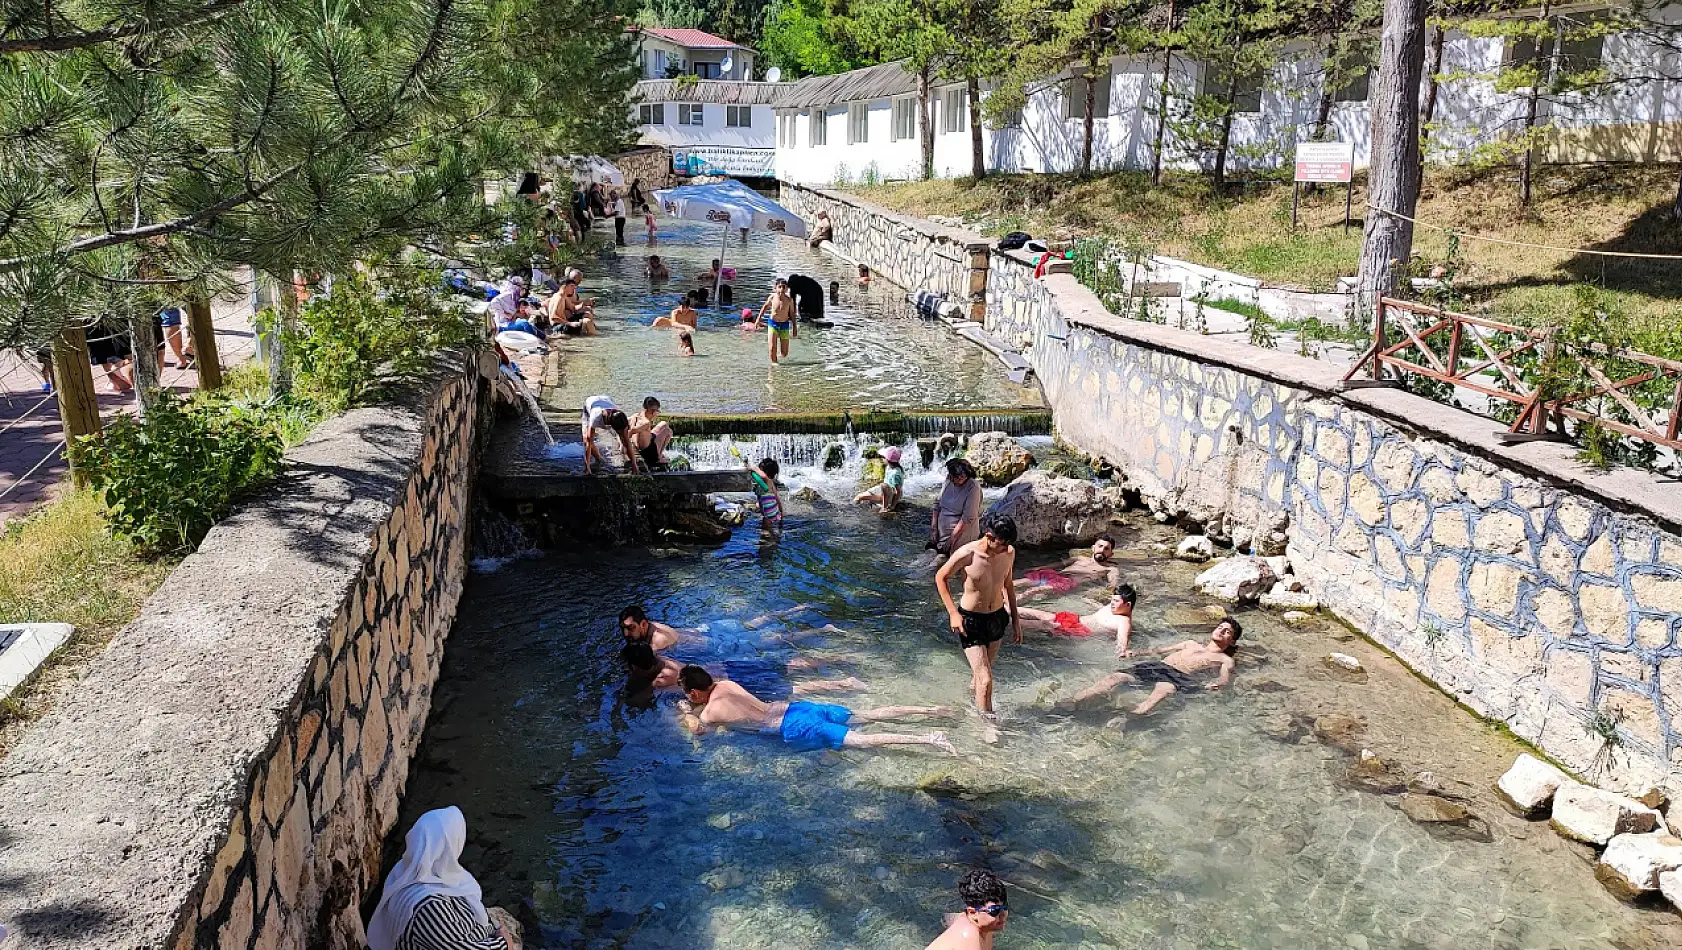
[186,296,223,391]
[49,326,103,486]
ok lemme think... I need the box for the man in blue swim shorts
[676,666,955,754]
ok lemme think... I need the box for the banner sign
[1295,141,1354,183]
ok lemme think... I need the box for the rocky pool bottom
[395,478,1681,950]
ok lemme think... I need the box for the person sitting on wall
[628,396,674,472]
[367,806,520,950]
[675,665,955,754]
[808,210,834,248]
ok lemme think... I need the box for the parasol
[652,180,809,302]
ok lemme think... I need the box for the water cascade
[500,365,555,446]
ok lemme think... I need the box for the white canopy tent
[652,180,809,301]
[547,155,625,188]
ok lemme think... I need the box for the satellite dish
[765,66,782,83]
[720,54,734,75]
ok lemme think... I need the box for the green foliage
[861,162,882,186]
[282,267,484,413]
[1193,296,1267,321]
[78,393,286,553]
[762,0,868,78]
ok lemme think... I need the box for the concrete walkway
[0,290,259,523]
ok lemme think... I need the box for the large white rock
[966,431,1034,486]
[1551,783,1662,844]
[984,472,1114,547]
[1661,868,1682,910]
[1193,557,1277,603]
[1260,584,1319,610]
[1494,753,1572,817]
[1175,535,1214,562]
[1595,833,1682,898]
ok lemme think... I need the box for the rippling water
[397,473,1672,949]
[537,217,1040,413]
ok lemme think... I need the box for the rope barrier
[0,439,66,501]
[0,395,55,438]
[1367,204,1682,260]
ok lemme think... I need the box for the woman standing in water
[368,806,518,950]
[930,458,982,556]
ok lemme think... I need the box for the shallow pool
[537,217,1039,413]
[398,470,1674,949]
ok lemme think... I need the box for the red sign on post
[1295,141,1354,183]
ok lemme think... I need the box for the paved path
[0,290,259,523]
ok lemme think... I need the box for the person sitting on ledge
[1058,617,1241,716]
[1014,583,1136,653]
[1014,535,1119,600]
[808,209,833,248]
[367,806,519,950]
[628,396,673,472]
[676,665,955,754]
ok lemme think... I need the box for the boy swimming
[923,870,1009,950]
[676,666,954,753]
[1014,583,1136,654]
[1059,617,1242,715]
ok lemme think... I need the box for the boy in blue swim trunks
[676,666,955,754]
[758,279,798,364]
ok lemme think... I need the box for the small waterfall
[671,431,959,501]
[470,498,539,572]
[501,366,555,446]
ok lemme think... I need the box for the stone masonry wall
[0,354,492,950]
[784,182,1682,795]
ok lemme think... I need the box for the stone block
[1347,473,1386,525]
[1632,573,1682,613]
[1578,581,1629,641]
[1598,688,1667,751]
[294,711,323,773]
[1431,509,1469,549]
[1495,753,1571,817]
[1533,586,1576,639]
[263,740,296,828]
[1551,783,1662,844]
[252,898,285,950]
[1635,619,1672,650]
[253,825,274,916]
[1543,648,1594,706]
[1662,868,1682,911]
[1419,466,1459,504]
[200,810,248,917]
[274,792,310,911]
[1472,619,1540,678]
[1581,535,1617,575]
[1595,832,1682,898]
[362,687,391,784]
[1466,561,1520,615]
[1537,537,1575,586]
[1456,466,1506,507]
[1425,558,1466,623]
[220,876,256,950]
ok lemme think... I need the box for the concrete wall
[784,183,1682,795]
[0,354,492,950]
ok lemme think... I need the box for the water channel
[395,222,1679,949]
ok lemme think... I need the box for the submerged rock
[1282,610,1314,627]
[1596,832,1682,899]
[1260,584,1319,611]
[790,486,823,502]
[1494,753,1572,818]
[1193,557,1277,602]
[967,431,1035,486]
[1343,750,1408,795]
[1551,784,1663,844]
[1312,713,1367,753]
[1322,652,1368,683]
[1399,793,1471,824]
[821,442,848,470]
[985,472,1114,546]
[1175,535,1214,562]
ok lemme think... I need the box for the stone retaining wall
[0,354,492,950]
[782,182,1682,794]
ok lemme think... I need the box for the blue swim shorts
[779,701,852,751]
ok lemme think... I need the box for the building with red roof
[634,27,755,82]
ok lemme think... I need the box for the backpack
[997,231,1033,251]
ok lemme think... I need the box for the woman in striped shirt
[367,807,518,950]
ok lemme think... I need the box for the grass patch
[1194,296,1268,321]
[0,491,176,754]
[853,163,1682,319]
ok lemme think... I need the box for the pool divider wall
[782,181,1682,796]
[0,352,496,950]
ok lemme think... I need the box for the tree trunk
[1151,48,1173,184]
[1520,4,1556,208]
[1413,23,1445,195]
[129,311,162,414]
[967,74,985,181]
[1356,0,1427,316]
[1082,54,1098,175]
[1213,72,1239,190]
[1672,164,1682,220]
[1313,42,1336,140]
[917,65,934,181]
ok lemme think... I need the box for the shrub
[78,393,285,553]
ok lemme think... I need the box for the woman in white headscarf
[367,807,516,950]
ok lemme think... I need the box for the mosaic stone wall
[784,182,1682,793]
[0,355,491,950]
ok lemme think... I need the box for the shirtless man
[758,279,798,364]
[618,604,700,651]
[1014,583,1136,655]
[628,396,673,472]
[923,870,1008,950]
[675,666,954,753]
[1015,534,1119,600]
[621,641,862,696]
[545,276,599,335]
[1061,617,1242,715]
[935,513,1021,720]
[652,293,698,330]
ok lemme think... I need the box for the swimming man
[935,513,1021,720]
[759,279,798,364]
[1060,617,1241,715]
[621,641,862,696]
[676,666,954,753]
[1014,583,1137,654]
[1015,534,1120,600]
[923,869,1009,950]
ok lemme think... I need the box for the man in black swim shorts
[935,513,1021,723]
[1059,618,1241,717]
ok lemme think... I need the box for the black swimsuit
[1125,660,1195,691]
[958,606,1011,649]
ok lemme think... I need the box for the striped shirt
[395,895,505,950]
[749,470,782,524]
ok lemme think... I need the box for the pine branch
[0,0,254,54]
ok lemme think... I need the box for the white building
[767,11,1682,185]
[634,27,756,82]
[633,80,779,178]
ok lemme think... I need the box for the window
[679,104,704,126]
[848,103,869,144]
[785,113,798,147]
[1332,69,1370,103]
[727,105,753,128]
[1506,20,1606,75]
[638,103,665,125]
[1062,69,1112,119]
[999,104,1024,129]
[891,98,916,141]
[942,88,967,133]
[1203,66,1264,114]
[694,61,721,79]
[810,109,827,146]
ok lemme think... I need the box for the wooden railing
[1342,297,1682,450]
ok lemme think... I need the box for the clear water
[400,470,1674,949]
[539,218,1040,413]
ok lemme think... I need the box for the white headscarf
[366,806,490,950]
